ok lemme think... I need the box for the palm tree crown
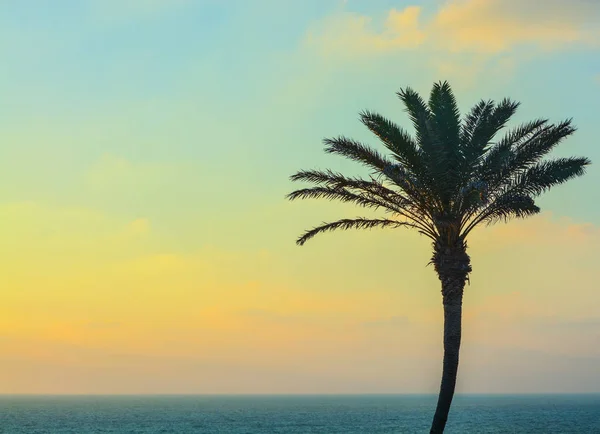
[288,81,589,253]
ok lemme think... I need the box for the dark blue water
[0,394,598,433]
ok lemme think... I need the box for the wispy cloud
[305,6,425,57]
[307,0,600,57]
[303,0,599,86]
[430,0,598,53]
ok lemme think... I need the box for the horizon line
[1,392,598,397]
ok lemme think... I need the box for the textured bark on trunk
[429,242,470,434]
[429,292,463,433]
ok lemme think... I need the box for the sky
[0,0,599,394]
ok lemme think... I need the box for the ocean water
[0,394,598,433]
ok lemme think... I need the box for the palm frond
[288,171,438,239]
[398,86,456,207]
[323,136,391,173]
[289,170,413,210]
[478,119,550,186]
[504,157,591,196]
[381,163,437,213]
[427,81,464,195]
[290,169,367,187]
[462,99,519,174]
[429,81,461,150]
[482,195,540,223]
[461,156,589,236]
[359,110,424,176]
[397,87,433,152]
[290,169,417,208]
[472,98,519,149]
[296,217,418,246]
[460,100,495,149]
[461,194,540,237]
[509,119,576,172]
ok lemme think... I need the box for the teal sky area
[2,0,598,229]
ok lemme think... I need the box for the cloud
[299,0,600,86]
[307,0,599,58]
[430,0,597,53]
[306,6,425,57]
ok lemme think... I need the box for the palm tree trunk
[429,291,463,433]
[429,241,471,433]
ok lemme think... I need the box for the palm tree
[286,81,590,433]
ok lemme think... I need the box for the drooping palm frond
[287,186,399,211]
[289,170,412,212]
[288,169,438,239]
[461,194,540,237]
[315,133,434,214]
[290,168,417,209]
[312,133,441,227]
[381,163,431,203]
[295,217,419,246]
[461,156,589,236]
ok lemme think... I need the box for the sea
[0,394,598,433]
